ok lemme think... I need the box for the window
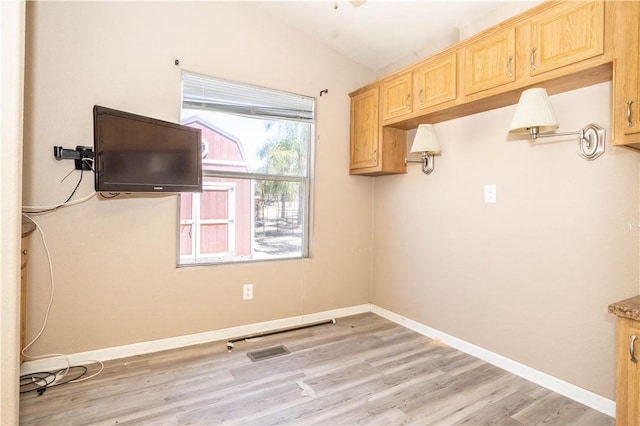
[178,72,314,265]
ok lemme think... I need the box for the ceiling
[252,0,541,72]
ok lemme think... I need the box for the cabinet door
[630,324,640,426]
[617,317,640,425]
[464,27,515,95]
[413,52,457,111]
[528,1,604,76]
[381,72,412,121]
[350,87,380,171]
[622,1,640,137]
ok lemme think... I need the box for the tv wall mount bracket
[53,145,94,171]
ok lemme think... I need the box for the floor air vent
[247,345,290,362]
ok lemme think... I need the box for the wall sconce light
[508,87,605,161]
[405,124,442,174]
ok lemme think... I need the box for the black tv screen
[93,105,202,193]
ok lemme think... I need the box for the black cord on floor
[20,365,89,396]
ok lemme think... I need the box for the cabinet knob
[530,48,537,71]
[22,249,27,256]
[631,334,638,363]
[627,100,635,128]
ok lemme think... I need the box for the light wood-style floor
[20,313,614,425]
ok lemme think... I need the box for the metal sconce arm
[527,123,605,161]
[405,152,435,175]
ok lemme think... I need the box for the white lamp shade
[508,88,559,134]
[410,124,441,154]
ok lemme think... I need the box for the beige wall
[372,82,640,399]
[22,1,374,355]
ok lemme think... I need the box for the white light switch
[484,185,497,203]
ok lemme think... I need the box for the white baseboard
[20,304,370,375]
[370,304,616,417]
[21,302,615,417]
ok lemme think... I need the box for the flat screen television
[93,105,202,193]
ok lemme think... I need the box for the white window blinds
[182,72,314,123]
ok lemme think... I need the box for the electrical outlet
[243,283,253,300]
[484,184,497,203]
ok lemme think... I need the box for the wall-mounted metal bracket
[53,145,94,170]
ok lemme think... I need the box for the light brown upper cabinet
[413,52,457,112]
[350,85,407,175]
[350,86,380,172]
[464,27,516,95]
[349,0,639,176]
[616,0,640,146]
[527,1,604,76]
[381,72,413,122]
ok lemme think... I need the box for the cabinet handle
[530,48,537,71]
[631,334,638,363]
[372,149,377,164]
[627,100,635,128]
[507,55,513,78]
[418,89,424,106]
[22,249,27,256]
[406,93,411,108]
